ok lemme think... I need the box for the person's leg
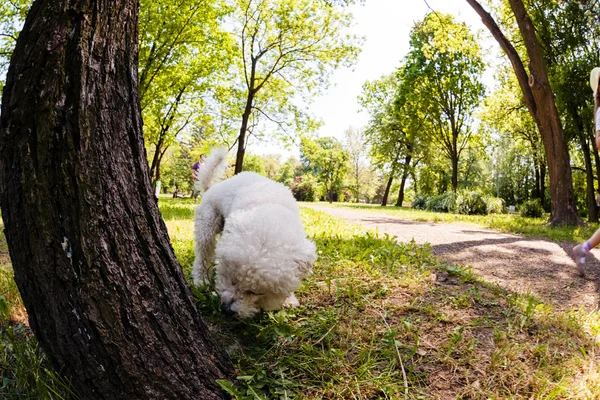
[573,228,600,276]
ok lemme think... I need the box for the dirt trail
[302,203,600,312]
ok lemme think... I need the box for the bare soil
[303,204,600,312]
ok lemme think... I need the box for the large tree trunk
[467,0,580,226]
[0,1,232,399]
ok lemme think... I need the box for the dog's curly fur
[192,148,317,318]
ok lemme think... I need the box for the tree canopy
[230,0,362,173]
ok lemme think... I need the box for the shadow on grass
[191,232,600,399]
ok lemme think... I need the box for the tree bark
[466,0,580,226]
[381,176,393,206]
[569,101,598,222]
[0,1,232,399]
[235,96,253,174]
[395,155,412,207]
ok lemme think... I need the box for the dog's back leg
[192,204,223,286]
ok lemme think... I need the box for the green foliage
[0,323,78,399]
[455,191,488,215]
[0,0,30,92]
[480,69,544,209]
[425,192,456,213]
[485,196,505,214]
[231,0,362,168]
[241,153,265,175]
[139,0,234,181]
[412,194,427,210]
[520,198,544,218]
[300,136,350,202]
[289,175,319,202]
[403,13,485,191]
[342,127,375,202]
[277,157,302,187]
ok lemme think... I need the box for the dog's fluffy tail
[195,147,229,194]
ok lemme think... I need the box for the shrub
[425,192,456,213]
[520,198,543,218]
[412,194,427,210]
[485,196,505,214]
[455,191,488,215]
[289,175,318,202]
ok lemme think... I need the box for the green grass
[316,202,598,243]
[2,198,600,398]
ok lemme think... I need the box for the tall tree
[404,12,485,192]
[138,0,232,184]
[300,136,349,202]
[481,70,546,206]
[343,126,370,202]
[231,0,361,173]
[466,0,581,225]
[0,0,232,398]
[529,0,600,221]
[358,74,401,206]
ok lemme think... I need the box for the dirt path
[302,203,600,312]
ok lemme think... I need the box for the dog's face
[213,204,317,318]
[215,274,265,318]
[217,284,288,318]
[215,239,316,318]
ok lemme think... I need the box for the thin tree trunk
[582,136,598,222]
[533,164,540,200]
[540,162,546,208]
[0,1,232,399]
[570,102,597,222]
[149,136,164,182]
[395,155,412,207]
[381,176,393,206]
[451,152,459,191]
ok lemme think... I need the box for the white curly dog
[192,147,317,318]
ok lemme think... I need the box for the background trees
[138,0,232,185]
[403,13,485,192]
[230,0,361,173]
[466,0,581,225]
[343,126,372,203]
[300,136,349,202]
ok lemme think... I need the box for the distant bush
[412,194,427,210]
[425,192,456,213]
[289,175,318,202]
[455,191,487,215]
[485,196,505,214]
[520,198,543,218]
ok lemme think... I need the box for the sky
[247,0,501,158]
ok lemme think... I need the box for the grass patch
[183,205,600,398]
[315,202,597,243]
[1,198,600,398]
